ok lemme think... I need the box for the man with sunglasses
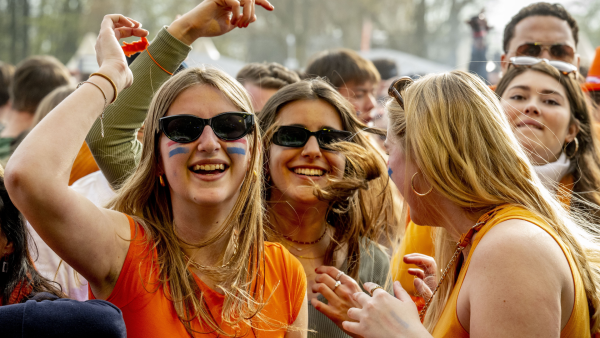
[500,2,580,75]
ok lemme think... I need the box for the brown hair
[305,49,381,88]
[10,56,71,114]
[496,63,600,217]
[503,2,579,53]
[236,62,300,90]
[31,85,75,128]
[0,62,15,107]
[109,67,273,336]
[258,78,395,280]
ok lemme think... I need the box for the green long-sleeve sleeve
[86,27,191,189]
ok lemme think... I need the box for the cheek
[501,101,522,125]
[545,108,571,138]
[326,153,346,178]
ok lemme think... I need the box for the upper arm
[285,295,308,338]
[17,182,131,295]
[461,220,572,337]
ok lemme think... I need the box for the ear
[3,242,14,256]
[575,53,581,69]
[565,120,580,143]
[500,53,508,75]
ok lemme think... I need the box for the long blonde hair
[109,67,268,336]
[258,78,396,280]
[386,71,600,332]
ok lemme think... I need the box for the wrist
[96,64,128,93]
[167,19,195,46]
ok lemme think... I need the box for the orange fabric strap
[146,49,173,76]
[558,174,574,209]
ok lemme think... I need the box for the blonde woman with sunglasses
[5,2,309,337]
[340,71,600,337]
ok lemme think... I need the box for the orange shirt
[69,142,99,185]
[392,220,434,297]
[90,215,307,337]
[432,205,591,337]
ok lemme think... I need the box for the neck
[268,195,330,242]
[171,193,238,267]
[0,109,33,138]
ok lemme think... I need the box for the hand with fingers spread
[404,253,437,301]
[95,15,149,95]
[342,281,432,338]
[167,0,274,45]
[311,266,364,338]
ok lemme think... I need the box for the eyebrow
[507,85,565,99]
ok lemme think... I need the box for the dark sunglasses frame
[388,76,414,109]
[515,42,575,61]
[273,125,353,150]
[508,56,578,76]
[159,112,254,143]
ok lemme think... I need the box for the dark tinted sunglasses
[509,56,578,75]
[388,76,414,110]
[273,126,353,150]
[515,42,575,62]
[159,112,254,143]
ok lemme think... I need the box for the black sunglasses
[273,126,353,150]
[159,112,254,143]
[515,42,575,62]
[508,56,578,76]
[388,76,414,110]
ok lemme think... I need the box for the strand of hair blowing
[108,68,277,336]
[387,71,600,333]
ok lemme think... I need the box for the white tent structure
[185,38,246,77]
[361,48,453,76]
[66,32,99,80]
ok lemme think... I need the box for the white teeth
[294,168,324,176]
[192,164,226,172]
[194,165,200,171]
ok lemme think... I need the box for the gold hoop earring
[411,172,432,197]
[159,175,165,187]
[563,138,579,159]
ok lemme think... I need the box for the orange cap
[584,47,600,92]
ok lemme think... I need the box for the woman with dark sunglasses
[5,2,309,337]
[257,79,397,338]
[338,70,600,337]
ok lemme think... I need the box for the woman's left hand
[311,266,363,338]
[342,281,432,338]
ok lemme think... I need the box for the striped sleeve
[86,27,191,189]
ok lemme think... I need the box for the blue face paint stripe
[388,167,393,176]
[169,147,189,158]
[227,147,246,155]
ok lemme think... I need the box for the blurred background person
[0,56,71,166]
[500,2,580,74]
[236,62,300,111]
[371,58,399,151]
[0,62,15,130]
[305,49,380,124]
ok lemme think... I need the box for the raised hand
[95,15,149,96]
[311,266,363,338]
[342,282,432,338]
[168,0,274,45]
[404,253,437,301]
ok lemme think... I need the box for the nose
[523,100,541,116]
[539,48,552,60]
[196,125,221,153]
[301,136,322,159]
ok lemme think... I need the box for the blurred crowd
[1,1,600,337]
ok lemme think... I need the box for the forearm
[86,27,190,189]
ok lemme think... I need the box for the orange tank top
[89,215,307,337]
[431,205,591,337]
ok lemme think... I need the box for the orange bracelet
[89,73,118,104]
[146,49,173,76]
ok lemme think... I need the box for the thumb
[393,281,412,302]
[414,278,433,300]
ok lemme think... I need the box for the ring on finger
[335,271,345,281]
[369,284,383,296]
[332,280,341,291]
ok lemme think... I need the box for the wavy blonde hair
[386,71,600,333]
[109,67,269,336]
[258,78,396,280]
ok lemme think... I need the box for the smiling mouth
[189,164,228,175]
[292,168,326,177]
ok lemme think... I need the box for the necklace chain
[183,235,239,270]
[282,227,328,245]
[418,208,499,321]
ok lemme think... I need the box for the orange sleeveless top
[432,205,591,337]
[69,142,99,185]
[392,221,434,296]
[89,215,307,338]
